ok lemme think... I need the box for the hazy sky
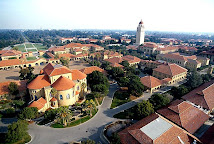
[1,0,214,32]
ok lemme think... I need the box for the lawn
[13,44,26,52]
[25,44,34,48]
[110,90,131,109]
[26,48,38,52]
[26,57,37,61]
[33,44,48,51]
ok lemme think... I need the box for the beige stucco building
[27,63,87,112]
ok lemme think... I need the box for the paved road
[1,80,186,143]
[28,84,119,144]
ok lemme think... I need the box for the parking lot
[0,61,90,82]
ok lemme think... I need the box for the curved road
[28,83,153,144]
[29,84,119,144]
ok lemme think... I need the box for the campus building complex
[27,63,87,112]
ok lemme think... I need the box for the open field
[26,57,37,61]
[33,44,48,51]
[13,44,26,52]
[25,44,34,48]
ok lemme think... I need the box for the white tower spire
[136,20,145,46]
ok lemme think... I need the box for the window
[66,94,70,99]
[60,95,63,100]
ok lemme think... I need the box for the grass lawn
[13,44,26,52]
[26,49,37,52]
[25,44,34,48]
[26,57,37,61]
[33,44,48,51]
[110,90,131,109]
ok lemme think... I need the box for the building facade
[27,63,87,112]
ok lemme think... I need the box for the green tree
[120,60,129,68]
[50,88,58,97]
[85,99,96,117]
[170,85,189,99]
[137,100,154,118]
[6,120,29,143]
[111,67,124,78]
[56,106,72,126]
[128,79,144,97]
[117,77,130,87]
[87,71,109,93]
[18,107,38,120]
[8,82,19,95]
[149,93,170,110]
[186,70,203,89]
[60,57,69,67]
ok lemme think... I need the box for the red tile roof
[0,80,27,95]
[42,63,73,77]
[52,76,75,91]
[157,100,210,134]
[182,80,214,110]
[200,124,214,144]
[28,97,47,110]
[0,50,22,56]
[27,75,51,89]
[80,66,107,75]
[119,113,196,144]
[110,62,124,68]
[140,76,162,89]
[153,63,187,77]
[50,97,57,102]
[71,69,87,80]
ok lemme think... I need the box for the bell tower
[136,20,145,46]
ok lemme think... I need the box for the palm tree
[85,99,96,117]
[56,107,72,126]
[81,82,87,99]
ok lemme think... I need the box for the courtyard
[0,61,90,82]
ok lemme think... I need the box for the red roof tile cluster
[71,69,87,80]
[153,63,187,77]
[143,42,158,48]
[140,76,162,89]
[80,66,107,75]
[0,50,22,57]
[42,63,73,77]
[110,62,124,68]
[28,97,47,110]
[119,113,196,144]
[52,76,75,91]
[0,80,27,95]
[182,80,214,110]
[27,75,51,89]
[157,100,209,134]
[200,124,214,144]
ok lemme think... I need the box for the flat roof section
[140,117,172,140]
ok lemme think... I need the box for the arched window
[60,95,63,100]
[66,94,70,99]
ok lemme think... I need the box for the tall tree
[8,82,19,95]
[6,120,29,143]
[149,93,170,110]
[186,70,203,89]
[137,100,154,118]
